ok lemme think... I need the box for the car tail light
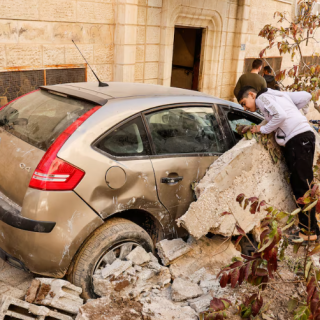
[29,106,101,191]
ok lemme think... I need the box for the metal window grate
[0,67,86,103]
[46,68,86,85]
[0,70,44,102]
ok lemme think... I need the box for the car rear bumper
[0,198,55,233]
[0,246,29,272]
[0,189,103,278]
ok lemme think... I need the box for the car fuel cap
[105,166,127,189]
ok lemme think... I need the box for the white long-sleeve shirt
[256,89,312,146]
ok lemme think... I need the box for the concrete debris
[156,238,192,266]
[126,246,151,265]
[94,260,171,299]
[177,138,296,239]
[188,294,212,313]
[101,259,132,279]
[25,278,83,315]
[76,297,144,320]
[171,278,203,302]
[200,279,223,295]
[188,267,215,284]
[0,295,73,320]
[140,295,198,320]
[149,252,159,263]
[169,236,241,280]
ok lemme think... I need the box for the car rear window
[0,90,97,151]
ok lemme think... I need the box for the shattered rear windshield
[0,90,96,151]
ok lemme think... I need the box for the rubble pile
[177,138,297,239]
[0,237,239,320]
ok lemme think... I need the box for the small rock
[188,294,212,313]
[171,278,203,302]
[148,253,158,263]
[101,259,132,279]
[156,239,192,266]
[126,247,151,266]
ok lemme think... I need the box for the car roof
[41,81,227,105]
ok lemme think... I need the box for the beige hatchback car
[0,82,262,298]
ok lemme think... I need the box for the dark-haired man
[234,59,267,98]
[237,86,318,241]
[263,66,280,90]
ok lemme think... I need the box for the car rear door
[143,104,234,227]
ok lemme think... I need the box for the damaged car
[0,82,262,298]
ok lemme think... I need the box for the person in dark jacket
[263,66,280,91]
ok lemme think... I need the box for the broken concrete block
[76,296,144,320]
[188,294,212,313]
[101,259,132,279]
[94,262,171,299]
[188,267,215,284]
[156,239,192,266]
[200,279,222,294]
[25,278,83,315]
[177,138,296,239]
[141,295,198,320]
[0,295,73,320]
[169,236,241,280]
[126,246,151,265]
[149,252,159,263]
[171,278,203,302]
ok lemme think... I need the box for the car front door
[143,104,233,235]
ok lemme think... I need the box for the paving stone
[0,295,73,320]
[171,278,203,302]
[156,239,192,266]
[126,246,151,265]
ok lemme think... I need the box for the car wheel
[67,217,154,300]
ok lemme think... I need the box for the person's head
[252,59,263,72]
[264,66,272,75]
[237,86,258,112]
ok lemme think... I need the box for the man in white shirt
[237,86,318,241]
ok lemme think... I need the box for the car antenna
[72,40,109,87]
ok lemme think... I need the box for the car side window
[226,109,262,142]
[145,106,229,155]
[96,116,151,157]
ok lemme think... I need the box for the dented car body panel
[0,82,263,277]
[0,189,103,277]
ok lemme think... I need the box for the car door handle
[161,177,183,185]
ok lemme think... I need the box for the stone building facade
[0,0,317,101]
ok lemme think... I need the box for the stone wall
[0,0,115,82]
[0,0,319,101]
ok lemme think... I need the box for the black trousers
[283,131,319,234]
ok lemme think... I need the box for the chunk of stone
[188,294,212,313]
[76,296,143,320]
[200,279,222,294]
[93,263,171,299]
[149,252,159,263]
[25,278,83,315]
[171,278,203,302]
[101,259,132,279]
[177,138,296,239]
[0,295,73,320]
[188,268,214,284]
[141,295,198,320]
[169,236,241,280]
[156,239,192,266]
[126,246,151,265]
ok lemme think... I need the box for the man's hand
[251,125,261,133]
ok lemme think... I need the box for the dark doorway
[171,27,203,91]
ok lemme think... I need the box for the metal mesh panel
[0,70,44,102]
[46,68,86,85]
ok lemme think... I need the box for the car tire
[67,217,154,300]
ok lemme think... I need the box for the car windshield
[0,90,96,151]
